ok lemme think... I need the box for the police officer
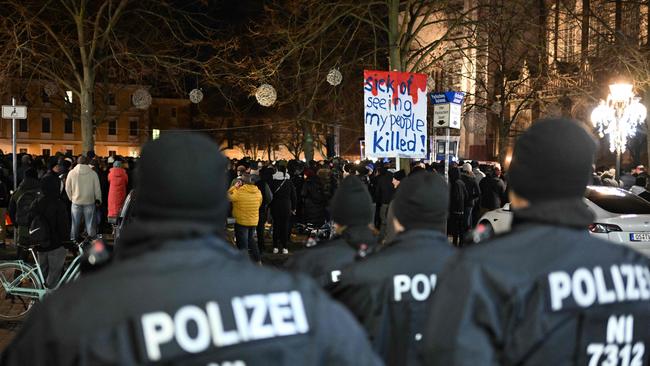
[285,175,377,287]
[423,118,650,365]
[332,172,456,366]
[1,134,382,366]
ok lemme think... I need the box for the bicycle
[0,241,86,320]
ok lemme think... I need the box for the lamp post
[591,83,647,180]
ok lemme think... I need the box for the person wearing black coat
[269,166,297,254]
[252,172,273,254]
[448,167,468,246]
[460,163,481,228]
[374,167,395,240]
[479,167,507,214]
[1,133,382,366]
[301,169,333,228]
[423,119,650,366]
[29,174,70,288]
[332,172,456,366]
[285,175,377,288]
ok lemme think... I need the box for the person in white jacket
[65,156,102,242]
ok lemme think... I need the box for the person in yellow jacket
[228,174,263,263]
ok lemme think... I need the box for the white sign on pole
[2,105,27,120]
[433,103,462,129]
[363,70,428,159]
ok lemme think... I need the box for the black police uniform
[285,226,376,287]
[423,202,650,366]
[332,229,455,366]
[1,221,383,366]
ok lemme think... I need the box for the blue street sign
[430,91,465,105]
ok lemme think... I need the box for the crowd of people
[226,154,511,261]
[2,118,650,365]
[0,152,134,287]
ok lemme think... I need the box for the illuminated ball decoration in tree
[255,84,277,107]
[132,88,152,110]
[189,89,204,104]
[326,68,342,86]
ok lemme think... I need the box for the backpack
[15,189,40,226]
[29,212,52,249]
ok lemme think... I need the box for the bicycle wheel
[0,262,42,320]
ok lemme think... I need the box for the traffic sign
[2,105,27,119]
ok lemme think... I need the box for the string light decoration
[132,88,152,110]
[189,89,204,104]
[326,68,342,86]
[255,84,277,107]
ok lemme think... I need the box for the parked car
[478,186,650,257]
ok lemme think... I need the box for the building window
[19,148,27,154]
[108,93,115,106]
[152,107,159,117]
[42,149,50,157]
[41,117,51,133]
[129,120,138,136]
[108,150,117,157]
[41,89,50,103]
[171,107,177,118]
[66,149,73,155]
[18,119,28,132]
[64,118,73,134]
[65,90,73,104]
[108,120,117,135]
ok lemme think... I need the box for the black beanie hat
[393,170,406,181]
[392,172,448,232]
[330,176,373,227]
[509,118,597,202]
[134,133,228,225]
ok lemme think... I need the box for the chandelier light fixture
[591,83,647,177]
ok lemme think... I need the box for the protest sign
[363,70,428,159]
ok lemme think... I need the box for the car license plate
[630,233,650,241]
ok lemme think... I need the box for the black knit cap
[392,172,448,232]
[509,118,597,202]
[330,176,373,227]
[134,133,228,225]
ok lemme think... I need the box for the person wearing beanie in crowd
[374,166,395,241]
[285,175,377,288]
[331,172,456,366]
[423,118,650,365]
[8,168,41,261]
[1,133,383,366]
[471,160,485,184]
[228,173,263,263]
[107,160,129,221]
[392,169,406,189]
[448,167,469,246]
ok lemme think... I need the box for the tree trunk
[80,87,95,154]
[303,121,314,161]
[388,0,411,172]
[643,86,650,166]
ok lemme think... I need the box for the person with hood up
[269,165,297,254]
[302,168,334,228]
[107,160,129,220]
[461,163,481,228]
[8,168,41,260]
[285,175,377,288]
[1,133,382,366]
[228,173,263,263]
[28,174,70,288]
[600,168,621,187]
[65,155,102,242]
[331,172,456,366]
[423,118,650,365]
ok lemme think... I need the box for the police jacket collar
[512,198,594,230]
[389,228,448,247]
[115,218,225,260]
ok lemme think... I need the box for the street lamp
[590,83,647,179]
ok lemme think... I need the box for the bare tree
[1,0,230,152]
